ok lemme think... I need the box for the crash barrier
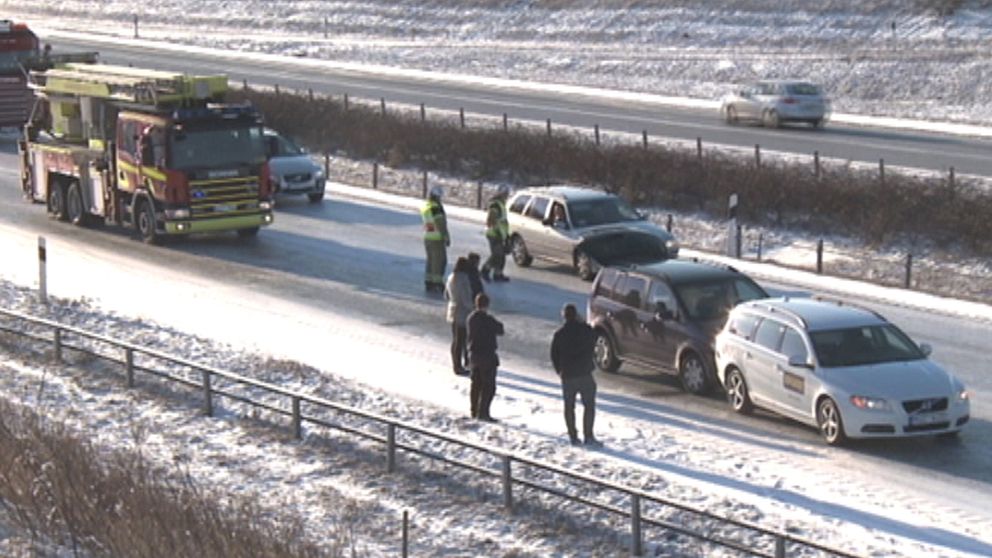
[0,307,862,558]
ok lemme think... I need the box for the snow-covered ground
[4,1,992,125]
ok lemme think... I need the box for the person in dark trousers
[480,184,511,282]
[445,257,473,377]
[550,303,602,447]
[466,293,503,422]
[421,186,450,292]
[464,252,486,369]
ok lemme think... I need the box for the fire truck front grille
[188,177,261,218]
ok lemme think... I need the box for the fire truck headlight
[259,201,273,210]
[165,208,191,219]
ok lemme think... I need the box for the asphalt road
[1,137,989,504]
[45,35,992,179]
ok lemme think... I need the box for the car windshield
[810,325,925,367]
[170,125,267,170]
[271,134,305,157]
[785,82,821,96]
[568,197,641,227]
[674,278,768,321]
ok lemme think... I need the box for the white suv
[714,297,970,445]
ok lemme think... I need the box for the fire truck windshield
[169,125,266,170]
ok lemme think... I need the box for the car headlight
[850,395,891,411]
[665,239,680,254]
[958,389,970,402]
[315,168,325,179]
[164,208,190,219]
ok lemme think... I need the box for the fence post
[420,103,426,122]
[324,154,330,180]
[476,182,483,209]
[323,16,329,39]
[38,236,47,304]
[696,137,702,161]
[546,118,552,138]
[308,88,314,102]
[814,150,820,179]
[242,78,249,90]
[503,113,508,131]
[904,253,913,289]
[292,396,302,440]
[133,14,139,39]
[775,536,786,558]
[202,371,213,417]
[642,130,648,149]
[380,97,386,116]
[757,233,763,262]
[948,166,955,189]
[630,493,642,557]
[402,509,409,557]
[421,171,428,198]
[594,124,600,146]
[879,159,885,183]
[502,455,513,510]
[665,213,673,233]
[816,238,824,274]
[459,107,465,128]
[373,162,379,189]
[274,84,280,96]
[754,144,761,168]
[387,423,396,473]
[344,93,349,111]
[52,327,61,363]
[735,223,742,259]
[125,347,135,388]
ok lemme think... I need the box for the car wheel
[48,182,68,221]
[307,191,324,203]
[817,397,847,446]
[135,199,159,245]
[237,226,260,238]
[724,105,738,124]
[575,249,596,280]
[66,182,89,227]
[763,109,780,128]
[511,235,532,266]
[594,330,620,373]
[679,351,709,395]
[725,368,753,414]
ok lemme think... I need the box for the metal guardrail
[0,306,862,558]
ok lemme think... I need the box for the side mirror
[788,355,813,369]
[919,343,932,357]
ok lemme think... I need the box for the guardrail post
[904,253,913,289]
[459,107,465,128]
[630,493,642,556]
[754,144,761,168]
[387,423,396,473]
[52,327,62,363]
[38,236,47,304]
[814,150,820,179]
[774,536,786,558]
[373,162,379,189]
[502,455,513,510]
[125,347,134,388]
[292,396,302,440]
[816,238,824,274]
[642,130,648,149]
[202,371,213,417]
[594,124,600,146]
[402,509,409,557]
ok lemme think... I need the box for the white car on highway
[720,80,829,128]
[714,297,970,445]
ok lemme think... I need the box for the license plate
[216,204,236,212]
[909,412,946,426]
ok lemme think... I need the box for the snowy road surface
[1,150,991,555]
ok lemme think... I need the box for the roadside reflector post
[292,396,302,440]
[387,423,396,472]
[38,236,47,304]
[502,455,513,510]
[202,371,214,417]
[816,238,824,274]
[125,347,135,388]
[630,494,643,556]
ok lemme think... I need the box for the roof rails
[811,295,886,321]
[747,299,808,328]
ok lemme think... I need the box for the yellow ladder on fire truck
[31,62,227,106]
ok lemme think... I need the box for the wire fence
[0,306,863,557]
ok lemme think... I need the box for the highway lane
[46,35,992,178]
[0,141,989,497]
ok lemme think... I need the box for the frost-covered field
[4,1,992,124]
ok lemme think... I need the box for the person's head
[475,292,490,310]
[454,256,469,273]
[495,184,510,200]
[562,303,579,322]
[429,185,444,201]
[467,252,481,267]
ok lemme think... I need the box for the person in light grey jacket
[445,257,474,376]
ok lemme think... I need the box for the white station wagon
[714,297,970,445]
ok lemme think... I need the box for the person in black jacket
[550,303,602,447]
[463,252,486,370]
[466,293,503,422]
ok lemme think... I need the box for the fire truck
[18,62,274,242]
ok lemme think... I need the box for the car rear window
[594,268,620,298]
[509,194,531,214]
[786,83,821,96]
[526,196,550,220]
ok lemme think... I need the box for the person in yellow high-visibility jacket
[421,186,450,292]
[480,184,511,282]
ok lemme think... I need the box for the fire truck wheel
[67,182,89,227]
[47,182,68,221]
[136,199,159,244]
